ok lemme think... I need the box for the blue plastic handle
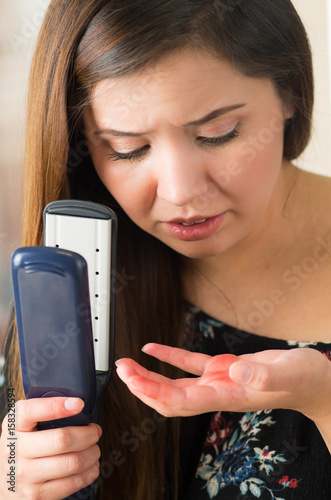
[11,246,96,429]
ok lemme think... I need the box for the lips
[164,213,226,241]
[170,217,209,226]
[182,219,206,226]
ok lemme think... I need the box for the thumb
[229,361,280,392]
[228,348,324,393]
[15,397,85,432]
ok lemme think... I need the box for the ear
[282,100,295,121]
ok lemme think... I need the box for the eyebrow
[183,103,246,127]
[93,103,246,137]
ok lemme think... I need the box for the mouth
[169,216,210,226]
[164,213,226,241]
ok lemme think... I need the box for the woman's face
[83,49,293,259]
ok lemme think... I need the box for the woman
[0,0,330,499]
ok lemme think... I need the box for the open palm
[116,343,331,420]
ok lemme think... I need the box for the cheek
[214,127,284,209]
[93,158,156,220]
[208,117,284,194]
[239,124,283,170]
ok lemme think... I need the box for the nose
[156,143,210,207]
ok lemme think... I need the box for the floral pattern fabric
[196,410,298,499]
[181,305,331,500]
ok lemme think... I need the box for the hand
[116,344,331,421]
[0,397,101,499]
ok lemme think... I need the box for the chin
[168,240,228,260]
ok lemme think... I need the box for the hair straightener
[11,200,117,500]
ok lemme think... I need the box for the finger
[116,360,196,415]
[15,398,85,432]
[20,423,102,459]
[229,348,324,393]
[236,350,288,365]
[116,359,200,392]
[141,343,211,375]
[116,353,235,388]
[122,376,183,416]
[116,359,176,394]
[30,462,100,500]
[129,353,237,387]
[116,358,172,384]
[23,444,101,483]
[126,373,241,417]
[124,374,193,416]
[117,354,240,416]
[204,353,238,374]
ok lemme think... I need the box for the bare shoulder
[301,169,331,207]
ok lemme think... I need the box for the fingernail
[230,363,253,384]
[141,343,152,353]
[64,398,84,412]
[116,365,126,381]
[115,359,124,367]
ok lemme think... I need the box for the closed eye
[106,145,150,162]
[106,123,240,163]
[198,124,240,147]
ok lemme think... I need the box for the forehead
[87,49,277,129]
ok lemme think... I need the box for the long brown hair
[4,1,314,498]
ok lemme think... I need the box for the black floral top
[181,305,331,500]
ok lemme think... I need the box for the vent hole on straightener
[95,338,99,342]
[96,248,100,253]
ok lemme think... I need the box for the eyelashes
[107,145,150,163]
[198,126,239,146]
[106,123,240,163]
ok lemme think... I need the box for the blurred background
[0,1,52,367]
[0,0,330,360]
